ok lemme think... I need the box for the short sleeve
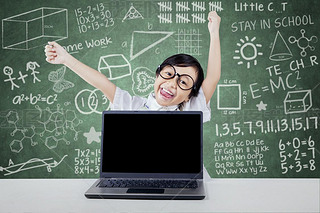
[110,87,146,110]
[183,87,211,123]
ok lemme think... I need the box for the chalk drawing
[98,54,131,80]
[6,111,21,136]
[0,155,68,176]
[176,13,190,23]
[83,127,101,144]
[158,1,172,23]
[130,31,174,60]
[217,84,242,110]
[192,13,206,23]
[4,110,39,153]
[37,104,82,142]
[132,67,155,97]
[158,2,172,12]
[48,66,74,93]
[256,101,267,111]
[2,7,68,50]
[9,140,23,153]
[176,2,190,11]
[269,31,293,61]
[176,29,202,55]
[284,90,312,114]
[3,61,42,90]
[192,2,206,12]
[26,62,41,83]
[8,126,37,153]
[289,29,318,57]
[158,2,222,24]
[122,3,144,22]
[209,2,223,12]
[75,89,110,115]
[233,36,263,69]
[17,71,28,84]
[3,66,19,90]
[45,136,70,149]
[158,13,172,24]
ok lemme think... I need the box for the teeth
[162,88,173,96]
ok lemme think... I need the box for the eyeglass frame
[157,64,196,91]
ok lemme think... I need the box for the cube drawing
[284,90,312,114]
[98,54,132,80]
[2,7,68,50]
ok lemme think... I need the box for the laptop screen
[101,111,202,177]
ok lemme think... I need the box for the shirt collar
[145,93,179,111]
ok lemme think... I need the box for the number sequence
[215,116,318,137]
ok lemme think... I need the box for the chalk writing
[74,149,100,175]
[279,136,316,174]
[74,3,114,34]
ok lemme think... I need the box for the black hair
[156,54,204,99]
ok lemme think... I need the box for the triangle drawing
[269,31,293,61]
[130,31,174,61]
[122,4,144,22]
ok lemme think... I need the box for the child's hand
[207,11,221,36]
[44,41,69,64]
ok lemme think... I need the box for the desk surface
[0,178,319,213]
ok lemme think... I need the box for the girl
[45,11,221,122]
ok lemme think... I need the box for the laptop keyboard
[98,179,198,189]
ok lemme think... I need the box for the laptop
[85,111,205,200]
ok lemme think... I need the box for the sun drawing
[233,36,263,69]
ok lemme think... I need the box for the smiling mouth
[160,88,174,99]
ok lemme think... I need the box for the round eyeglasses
[159,64,195,90]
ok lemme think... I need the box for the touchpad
[127,188,165,194]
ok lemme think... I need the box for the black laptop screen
[101,112,202,174]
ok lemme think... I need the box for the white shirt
[110,87,211,123]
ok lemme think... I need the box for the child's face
[154,65,197,107]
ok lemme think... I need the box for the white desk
[0,178,319,213]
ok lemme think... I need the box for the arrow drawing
[0,155,68,176]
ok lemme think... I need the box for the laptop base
[85,179,205,200]
[85,194,205,200]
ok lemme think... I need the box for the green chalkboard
[0,0,319,178]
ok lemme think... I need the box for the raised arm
[45,42,116,103]
[202,11,221,104]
